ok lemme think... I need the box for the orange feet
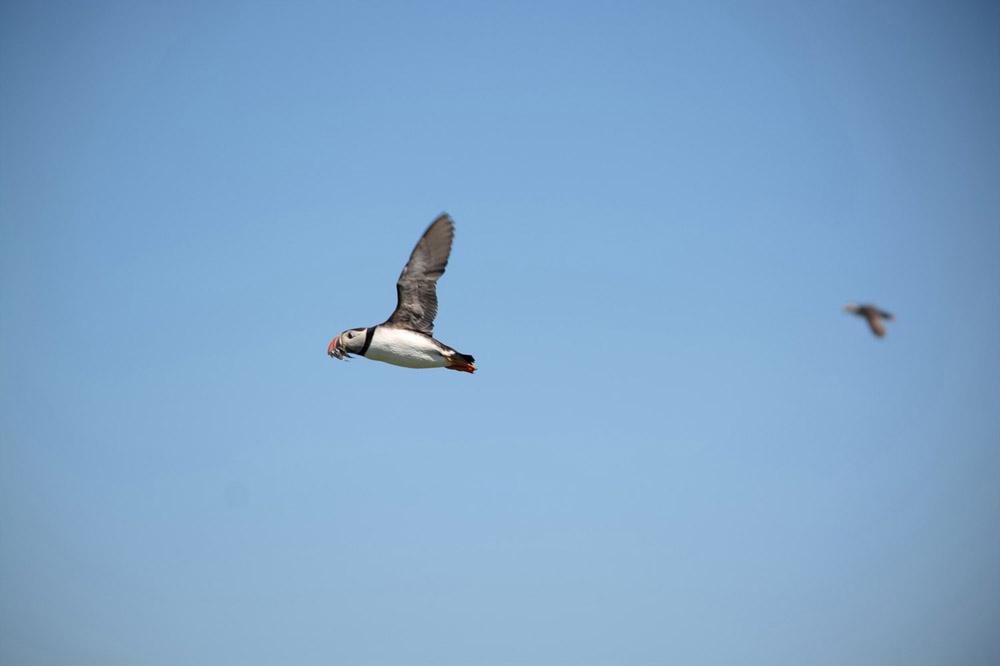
[446,361,476,373]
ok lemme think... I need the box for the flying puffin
[844,303,894,338]
[327,214,476,373]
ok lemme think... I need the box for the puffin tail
[446,353,476,374]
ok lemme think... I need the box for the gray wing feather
[384,214,455,335]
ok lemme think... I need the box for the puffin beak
[328,335,350,360]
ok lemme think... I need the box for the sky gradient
[2,1,999,664]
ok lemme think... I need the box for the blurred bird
[327,214,476,373]
[844,303,894,338]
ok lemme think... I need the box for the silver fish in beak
[327,336,350,360]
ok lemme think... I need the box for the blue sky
[2,1,998,664]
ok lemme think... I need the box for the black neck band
[359,326,376,356]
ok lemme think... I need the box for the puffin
[327,214,476,373]
[844,303,894,338]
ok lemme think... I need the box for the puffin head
[328,328,367,360]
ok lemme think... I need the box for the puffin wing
[384,214,455,335]
[865,312,886,337]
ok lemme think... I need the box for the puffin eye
[347,332,354,340]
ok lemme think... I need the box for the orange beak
[327,336,339,357]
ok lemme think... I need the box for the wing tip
[431,212,455,234]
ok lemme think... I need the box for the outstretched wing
[865,312,886,337]
[384,214,455,335]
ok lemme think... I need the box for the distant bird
[844,303,894,338]
[327,214,476,373]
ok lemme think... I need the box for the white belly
[365,327,448,368]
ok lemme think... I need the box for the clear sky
[2,1,998,664]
